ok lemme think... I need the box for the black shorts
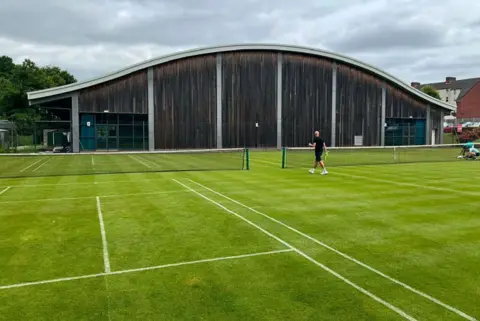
[315,151,323,162]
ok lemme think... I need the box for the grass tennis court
[0,149,479,320]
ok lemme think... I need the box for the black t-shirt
[313,137,324,152]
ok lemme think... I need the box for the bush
[458,127,480,143]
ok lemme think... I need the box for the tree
[0,55,76,128]
[421,85,441,99]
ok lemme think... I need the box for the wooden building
[27,44,454,152]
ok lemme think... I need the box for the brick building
[411,77,480,118]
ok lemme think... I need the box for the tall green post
[281,147,286,168]
[245,148,250,170]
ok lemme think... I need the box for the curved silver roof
[27,43,454,111]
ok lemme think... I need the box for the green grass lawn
[0,151,479,320]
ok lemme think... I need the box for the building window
[446,97,449,102]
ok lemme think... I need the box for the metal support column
[276,53,283,149]
[147,68,155,151]
[381,83,386,146]
[71,92,80,153]
[216,54,222,149]
[331,63,337,147]
[426,105,431,145]
[439,111,444,144]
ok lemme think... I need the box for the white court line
[0,190,184,204]
[0,249,292,291]
[96,197,111,273]
[32,158,52,172]
[91,155,95,166]
[334,171,480,197]
[172,179,417,321]
[128,155,153,168]
[188,179,477,321]
[135,155,160,168]
[0,186,11,196]
[19,158,45,172]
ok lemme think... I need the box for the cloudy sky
[1,0,479,84]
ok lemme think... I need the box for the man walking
[308,131,328,175]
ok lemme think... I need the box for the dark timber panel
[153,55,216,149]
[222,51,277,148]
[79,71,148,114]
[385,84,426,119]
[336,65,383,146]
[282,54,333,147]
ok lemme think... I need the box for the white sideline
[96,197,111,273]
[0,186,11,196]
[19,158,45,172]
[0,249,292,291]
[128,155,153,168]
[172,179,417,321]
[0,190,184,204]
[187,179,477,321]
[32,158,52,172]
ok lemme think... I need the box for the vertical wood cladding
[336,65,383,146]
[282,54,333,147]
[222,52,277,148]
[385,84,426,119]
[153,55,216,149]
[78,71,148,114]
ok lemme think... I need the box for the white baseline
[187,179,477,321]
[0,249,292,291]
[172,179,417,321]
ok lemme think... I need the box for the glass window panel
[119,114,133,125]
[119,125,133,137]
[107,114,118,124]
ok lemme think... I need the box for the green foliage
[421,85,441,99]
[0,55,76,133]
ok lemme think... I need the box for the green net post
[281,147,286,168]
[244,148,250,170]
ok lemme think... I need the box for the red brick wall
[456,81,480,118]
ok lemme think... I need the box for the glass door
[96,125,108,150]
[96,125,118,150]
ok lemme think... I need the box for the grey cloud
[1,0,479,84]
[323,22,446,53]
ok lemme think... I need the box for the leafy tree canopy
[0,55,76,133]
[421,85,441,100]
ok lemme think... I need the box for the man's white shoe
[321,170,328,175]
[309,169,314,174]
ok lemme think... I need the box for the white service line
[0,190,184,204]
[19,158,45,172]
[172,179,417,321]
[128,155,153,168]
[0,249,292,291]
[187,179,477,321]
[0,186,11,196]
[334,170,480,197]
[96,197,111,273]
[32,158,52,172]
